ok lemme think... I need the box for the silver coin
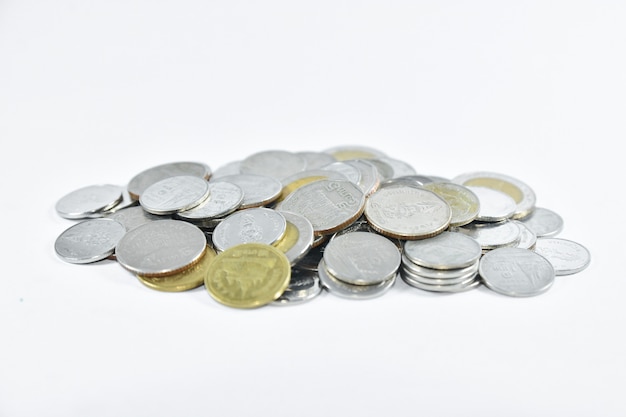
[533,237,591,275]
[466,186,516,222]
[239,149,307,181]
[211,207,287,252]
[513,220,537,250]
[379,175,429,189]
[139,175,210,215]
[320,161,362,185]
[479,247,555,297]
[401,271,480,293]
[275,179,365,236]
[452,220,521,251]
[364,185,451,240]
[55,184,124,219]
[115,219,207,276]
[101,189,139,215]
[127,161,211,200]
[175,181,244,221]
[323,145,387,161]
[401,261,479,285]
[211,173,282,209]
[366,158,395,182]
[323,231,401,285]
[274,210,315,265]
[106,205,165,231]
[377,157,417,178]
[422,182,480,227]
[403,231,482,270]
[318,259,396,300]
[55,218,126,264]
[518,207,564,237]
[296,151,337,170]
[211,160,241,178]
[344,159,381,196]
[272,268,323,305]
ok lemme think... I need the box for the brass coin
[205,243,291,308]
[137,245,217,292]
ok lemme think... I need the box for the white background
[1,1,624,416]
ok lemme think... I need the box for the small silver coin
[401,257,479,282]
[239,149,307,181]
[127,161,212,200]
[211,207,287,252]
[533,237,591,275]
[318,259,396,300]
[452,220,521,251]
[466,186,516,222]
[175,181,244,221]
[401,271,480,293]
[139,175,210,215]
[518,207,564,238]
[403,231,482,270]
[479,247,555,297]
[211,173,283,209]
[55,218,126,264]
[106,205,165,231]
[323,231,401,286]
[55,184,124,219]
[272,268,323,305]
[115,219,207,276]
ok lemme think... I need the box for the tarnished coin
[364,185,451,240]
[175,181,244,222]
[533,237,591,275]
[452,220,521,251]
[518,207,564,237]
[452,171,536,219]
[423,182,480,227]
[403,231,482,270]
[212,207,287,252]
[272,268,323,305]
[55,184,124,219]
[466,186,516,222]
[273,211,314,265]
[479,247,555,297]
[55,218,126,264]
[137,245,217,292]
[276,179,366,235]
[140,175,210,215]
[205,243,291,308]
[115,219,207,277]
[239,149,307,181]
[127,161,212,200]
[211,173,282,209]
[318,259,396,300]
[106,205,165,231]
[323,231,401,285]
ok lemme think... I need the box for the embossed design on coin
[140,175,210,215]
[533,237,591,275]
[318,259,396,300]
[127,161,212,200]
[403,231,482,270]
[175,181,244,221]
[55,218,126,264]
[423,182,480,227]
[212,208,287,252]
[205,243,291,308]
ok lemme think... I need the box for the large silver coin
[212,207,287,252]
[323,231,401,285]
[239,149,307,181]
[139,175,210,215]
[115,219,207,276]
[364,185,451,240]
[272,268,323,306]
[127,161,211,200]
[403,231,482,270]
[175,181,244,221]
[533,237,591,275]
[55,184,123,219]
[479,247,555,297]
[211,173,282,209]
[318,260,396,300]
[518,207,564,237]
[55,218,126,264]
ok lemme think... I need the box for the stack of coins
[53,145,592,306]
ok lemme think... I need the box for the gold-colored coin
[272,220,299,253]
[205,243,291,309]
[137,245,217,292]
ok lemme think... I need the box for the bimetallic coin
[273,211,314,266]
[452,171,536,219]
[423,182,480,227]
[479,247,555,297]
[115,219,207,277]
[272,268,323,305]
[55,218,126,264]
[533,238,591,275]
[212,207,287,252]
[518,207,564,237]
[55,184,124,219]
[364,185,451,240]
[211,173,282,209]
[127,161,212,200]
[175,181,244,222]
[466,186,516,222]
[205,243,291,308]
[140,175,210,215]
[323,231,401,286]
[137,246,217,292]
[318,260,396,300]
[239,149,307,181]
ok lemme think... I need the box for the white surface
[1,1,624,416]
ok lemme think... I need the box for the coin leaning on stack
[53,145,592,308]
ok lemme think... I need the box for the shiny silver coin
[377,157,417,178]
[55,218,126,264]
[479,247,555,297]
[344,159,381,196]
[513,220,537,250]
[367,158,395,182]
[323,231,401,285]
[175,181,244,222]
[401,271,480,293]
[320,161,362,185]
[379,176,426,189]
[211,207,287,252]
[518,207,564,237]
[422,182,480,227]
[401,262,479,286]
[272,268,323,306]
[533,237,591,275]
[452,220,521,251]
[127,161,211,200]
[323,145,387,161]
[55,184,124,219]
[100,189,139,215]
[401,256,479,281]
[139,175,210,215]
[115,219,207,277]
[330,217,403,249]
[466,186,516,222]
[239,149,307,181]
[403,231,482,270]
[274,210,315,266]
[318,259,396,300]
[211,173,282,209]
[106,205,165,231]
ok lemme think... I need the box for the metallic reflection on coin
[212,207,287,252]
[479,247,555,297]
[107,205,165,231]
[211,173,282,209]
[403,231,481,269]
[296,151,337,170]
[452,220,521,252]
[518,207,564,237]
[56,184,124,219]
[423,182,480,227]
[377,157,417,178]
[513,220,537,250]
[127,161,212,200]
[318,260,396,300]
[140,175,210,215]
[273,211,314,265]
[401,272,480,293]
[272,268,323,305]
[55,218,126,264]
[239,149,307,181]
[175,181,243,222]
[533,237,591,275]
[466,186,516,222]
[323,145,387,161]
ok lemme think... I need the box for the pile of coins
[53,145,591,308]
